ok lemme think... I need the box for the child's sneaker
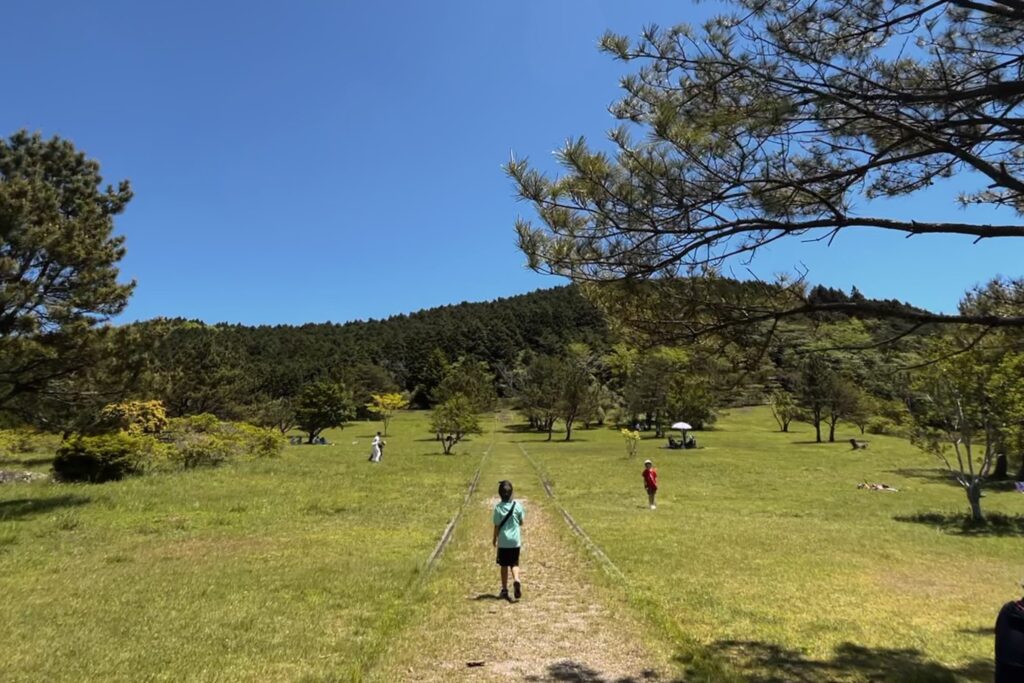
[650,504,656,510]
[513,581,522,601]
[499,588,509,601]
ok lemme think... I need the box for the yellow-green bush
[0,428,61,457]
[96,400,169,435]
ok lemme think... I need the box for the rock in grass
[0,470,48,484]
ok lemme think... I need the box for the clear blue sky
[5,1,1021,324]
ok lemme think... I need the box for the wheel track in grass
[422,430,496,577]
[516,442,627,584]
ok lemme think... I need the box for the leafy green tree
[249,397,297,435]
[433,358,497,413]
[823,380,861,443]
[557,344,601,441]
[340,363,399,419]
[430,394,481,454]
[624,347,689,436]
[295,381,353,444]
[666,376,717,431]
[509,1,1024,338]
[768,389,798,433]
[0,131,134,420]
[910,343,1001,522]
[796,355,836,443]
[515,354,563,440]
[148,322,251,418]
[366,392,409,436]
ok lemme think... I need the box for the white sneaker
[650,504,656,510]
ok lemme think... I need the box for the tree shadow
[686,640,991,682]
[895,512,1024,537]
[957,626,993,636]
[0,455,53,468]
[0,495,91,521]
[887,468,959,486]
[523,660,660,682]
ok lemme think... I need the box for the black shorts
[496,546,520,567]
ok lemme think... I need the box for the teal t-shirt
[492,500,525,549]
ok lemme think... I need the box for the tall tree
[515,354,564,440]
[0,131,134,421]
[910,339,1005,522]
[557,344,601,441]
[796,355,836,443]
[509,1,1024,339]
[433,358,497,413]
[294,381,353,444]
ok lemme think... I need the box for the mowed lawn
[0,412,486,682]
[520,406,1023,682]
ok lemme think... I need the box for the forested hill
[131,285,614,413]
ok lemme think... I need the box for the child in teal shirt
[492,480,525,601]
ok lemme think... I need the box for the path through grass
[373,427,672,681]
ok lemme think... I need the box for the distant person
[369,432,383,463]
[642,459,658,510]
[996,589,1024,681]
[492,480,525,602]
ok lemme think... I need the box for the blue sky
[5,1,1021,324]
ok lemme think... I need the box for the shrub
[0,428,61,456]
[236,423,284,458]
[161,415,284,468]
[53,433,164,482]
[865,416,899,436]
[96,400,169,435]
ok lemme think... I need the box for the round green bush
[53,433,161,482]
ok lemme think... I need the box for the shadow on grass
[895,512,1024,537]
[0,494,90,521]
[0,455,53,468]
[888,468,959,485]
[523,660,659,682]
[684,640,991,683]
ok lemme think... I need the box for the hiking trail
[371,427,673,682]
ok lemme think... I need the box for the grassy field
[2,407,1021,682]
[0,412,487,682]
[520,406,1024,682]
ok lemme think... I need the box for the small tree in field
[910,347,1000,523]
[366,392,409,436]
[295,381,352,444]
[621,428,641,458]
[431,394,481,454]
[768,390,797,433]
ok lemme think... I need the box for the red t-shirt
[642,467,658,491]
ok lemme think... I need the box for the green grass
[0,413,487,682]
[520,407,1023,682]
[2,408,1021,682]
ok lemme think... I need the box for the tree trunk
[967,482,984,523]
[828,420,836,443]
[1016,457,1024,482]
[781,420,789,433]
[546,420,553,441]
[814,419,821,443]
[564,418,574,441]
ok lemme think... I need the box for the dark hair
[498,480,513,502]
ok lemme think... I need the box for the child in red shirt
[642,459,658,510]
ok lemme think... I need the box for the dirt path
[371,437,673,683]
